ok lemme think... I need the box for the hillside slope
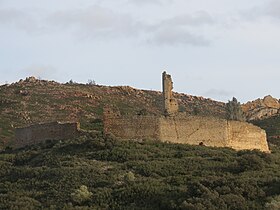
[0,77,225,148]
[0,134,279,209]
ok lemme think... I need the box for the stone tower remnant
[162,71,179,116]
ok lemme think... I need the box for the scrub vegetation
[0,133,279,209]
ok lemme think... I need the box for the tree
[226,97,245,121]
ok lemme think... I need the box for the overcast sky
[0,0,279,102]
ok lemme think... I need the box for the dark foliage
[0,135,279,209]
[226,97,246,121]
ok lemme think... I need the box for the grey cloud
[47,6,213,45]
[0,9,30,30]
[239,1,280,22]
[147,28,210,46]
[155,11,214,28]
[0,9,45,33]
[263,0,280,19]
[126,0,175,6]
[0,5,214,46]
[47,5,142,39]
[0,9,23,23]
[146,11,213,46]
[126,0,162,6]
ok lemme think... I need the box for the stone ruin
[162,71,179,116]
[13,72,270,152]
[103,72,270,152]
[14,122,80,148]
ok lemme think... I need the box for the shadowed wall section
[14,122,80,148]
[104,116,159,140]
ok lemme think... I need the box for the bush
[71,185,93,205]
[265,195,280,210]
[124,171,135,183]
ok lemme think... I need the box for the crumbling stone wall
[104,116,159,140]
[162,71,178,116]
[227,121,269,151]
[103,111,269,152]
[158,116,269,152]
[14,122,80,148]
[103,106,159,140]
[158,116,229,147]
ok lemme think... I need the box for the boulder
[243,95,280,120]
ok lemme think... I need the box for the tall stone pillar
[162,71,178,116]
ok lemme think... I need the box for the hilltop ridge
[0,76,279,149]
[0,76,226,148]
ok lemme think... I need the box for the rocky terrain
[0,77,280,210]
[242,95,280,121]
[0,76,279,149]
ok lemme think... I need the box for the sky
[0,0,280,102]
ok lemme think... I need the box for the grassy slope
[0,134,280,209]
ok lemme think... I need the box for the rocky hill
[242,95,280,121]
[1,76,279,149]
[0,77,226,149]
[1,77,280,209]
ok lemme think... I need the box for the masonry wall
[228,121,269,151]
[158,116,229,147]
[104,116,159,140]
[14,122,80,148]
[104,115,270,152]
[158,117,269,152]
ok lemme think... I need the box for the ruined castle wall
[228,121,269,151]
[104,116,159,140]
[158,116,269,152]
[14,122,80,148]
[158,116,229,147]
[103,114,269,152]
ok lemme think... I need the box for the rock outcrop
[242,95,280,121]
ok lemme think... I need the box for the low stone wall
[14,122,80,148]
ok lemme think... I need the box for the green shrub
[124,171,135,183]
[71,185,93,205]
[265,195,280,210]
